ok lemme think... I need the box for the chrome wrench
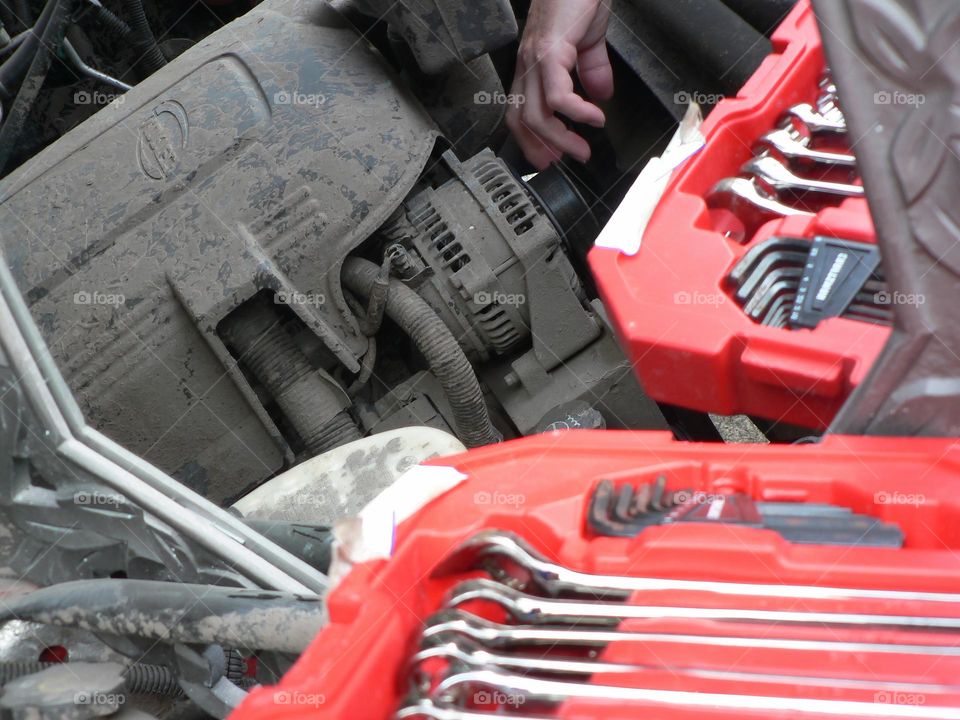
[744,156,864,199]
[445,579,960,631]
[422,610,960,656]
[412,637,960,693]
[432,530,960,604]
[431,670,960,718]
[757,128,857,169]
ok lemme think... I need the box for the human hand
[506,0,614,169]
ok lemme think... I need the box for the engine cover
[0,0,438,502]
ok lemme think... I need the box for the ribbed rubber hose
[0,579,325,654]
[91,4,133,40]
[121,0,166,74]
[342,257,501,448]
[221,300,362,456]
[0,661,182,697]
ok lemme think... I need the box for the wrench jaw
[431,530,631,601]
[707,177,813,239]
[432,670,560,715]
[444,579,538,624]
[742,156,864,205]
[423,611,507,647]
[431,531,555,596]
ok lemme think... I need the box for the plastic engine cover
[0,0,438,503]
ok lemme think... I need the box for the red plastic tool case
[231,431,960,720]
[589,0,887,429]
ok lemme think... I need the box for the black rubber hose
[342,257,501,448]
[0,579,325,654]
[626,0,771,94]
[0,661,184,697]
[0,0,75,175]
[90,3,132,40]
[11,1,27,26]
[221,299,362,456]
[0,0,58,97]
[121,0,165,74]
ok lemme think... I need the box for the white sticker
[329,465,468,586]
[594,102,705,256]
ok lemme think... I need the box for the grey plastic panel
[0,0,438,500]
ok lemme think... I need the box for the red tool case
[231,432,960,719]
[588,0,887,429]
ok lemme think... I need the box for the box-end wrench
[423,609,960,656]
[431,530,960,604]
[431,670,960,719]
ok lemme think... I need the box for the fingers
[577,37,614,101]
[543,61,606,127]
[507,57,562,170]
[506,103,562,170]
[509,69,592,168]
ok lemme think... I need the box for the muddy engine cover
[0,0,437,502]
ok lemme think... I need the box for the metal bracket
[0,256,328,593]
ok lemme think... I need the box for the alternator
[384,149,600,368]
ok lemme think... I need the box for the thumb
[577,37,614,101]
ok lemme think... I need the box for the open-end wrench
[431,670,960,718]
[707,177,813,232]
[412,636,960,693]
[786,102,847,135]
[744,156,864,199]
[423,609,960,656]
[757,128,857,169]
[432,531,960,604]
